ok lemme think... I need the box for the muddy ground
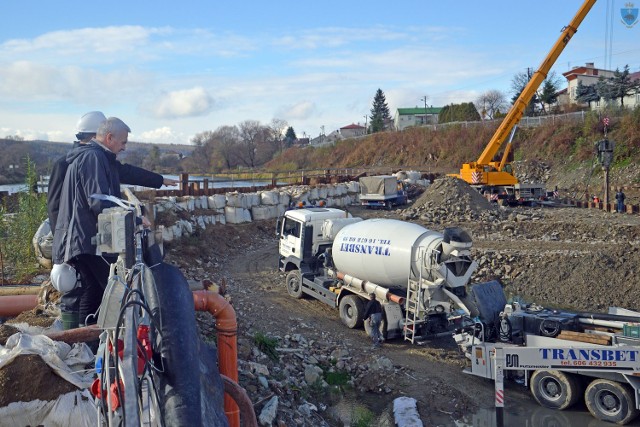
[161,180,640,426]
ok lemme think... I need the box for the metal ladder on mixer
[404,247,426,343]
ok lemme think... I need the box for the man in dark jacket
[53,117,138,327]
[615,188,626,213]
[48,112,177,328]
[363,293,383,348]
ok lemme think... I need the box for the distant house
[339,123,366,138]
[393,107,442,131]
[560,62,640,109]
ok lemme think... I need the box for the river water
[0,175,273,195]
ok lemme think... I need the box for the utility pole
[363,115,368,135]
[421,95,429,125]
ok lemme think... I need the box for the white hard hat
[76,111,107,134]
[50,263,78,293]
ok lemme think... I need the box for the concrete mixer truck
[277,207,478,343]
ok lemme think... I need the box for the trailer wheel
[530,370,582,410]
[286,270,303,299]
[339,295,364,329]
[585,379,639,425]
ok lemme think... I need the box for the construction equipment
[454,281,640,425]
[277,208,477,342]
[454,0,597,199]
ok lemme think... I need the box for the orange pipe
[0,294,38,317]
[193,290,240,427]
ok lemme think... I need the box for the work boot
[60,311,80,330]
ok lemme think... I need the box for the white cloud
[276,101,316,120]
[151,87,214,119]
[136,126,188,144]
[0,61,151,103]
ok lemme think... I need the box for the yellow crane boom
[458,0,597,187]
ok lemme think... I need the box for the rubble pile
[512,159,551,184]
[401,177,506,223]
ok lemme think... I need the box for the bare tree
[238,120,265,168]
[476,90,507,119]
[270,118,289,154]
[213,125,241,170]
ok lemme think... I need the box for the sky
[1,0,639,145]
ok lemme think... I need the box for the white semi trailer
[454,281,640,425]
[277,207,478,342]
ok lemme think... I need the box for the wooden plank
[557,331,611,345]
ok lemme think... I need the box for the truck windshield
[282,218,301,238]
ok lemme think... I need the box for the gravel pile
[402,177,506,224]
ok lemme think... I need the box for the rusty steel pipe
[193,290,240,427]
[0,294,38,317]
[45,324,102,344]
[336,271,405,305]
[222,375,258,427]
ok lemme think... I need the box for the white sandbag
[0,389,96,427]
[251,206,272,221]
[162,225,175,242]
[393,397,423,427]
[277,204,287,217]
[335,183,347,196]
[346,181,360,194]
[394,171,408,181]
[217,214,226,225]
[278,192,290,206]
[317,186,328,199]
[249,193,261,207]
[0,334,94,389]
[208,194,227,210]
[196,216,206,230]
[172,224,183,239]
[186,197,195,211]
[308,188,319,200]
[178,219,193,235]
[225,206,251,224]
[326,186,335,197]
[406,170,422,181]
[260,191,279,206]
[226,192,247,208]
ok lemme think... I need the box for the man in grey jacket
[53,117,133,326]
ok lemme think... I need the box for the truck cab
[278,208,353,272]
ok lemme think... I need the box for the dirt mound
[405,177,504,224]
[414,177,493,211]
[0,354,78,406]
[0,324,20,346]
[6,307,56,328]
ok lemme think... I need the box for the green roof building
[394,107,442,131]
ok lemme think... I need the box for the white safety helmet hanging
[50,263,78,293]
[76,111,107,134]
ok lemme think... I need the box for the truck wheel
[530,370,582,410]
[286,270,303,299]
[339,295,364,329]
[585,379,639,425]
